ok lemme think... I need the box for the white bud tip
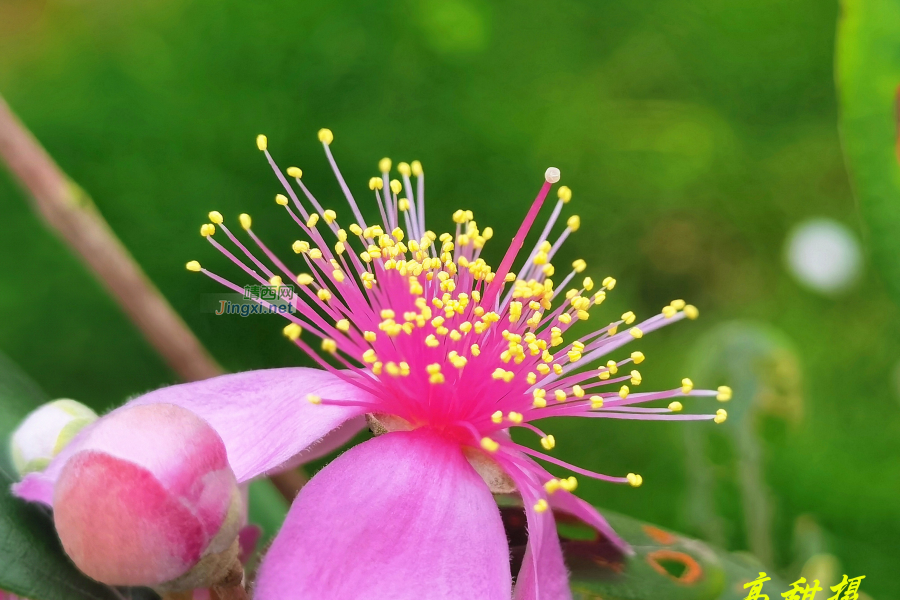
[544,167,561,183]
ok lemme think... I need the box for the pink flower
[17,404,242,592]
[15,130,731,599]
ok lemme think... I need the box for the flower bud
[10,399,98,477]
[52,403,242,591]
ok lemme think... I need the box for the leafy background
[0,0,898,597]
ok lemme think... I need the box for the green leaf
[557,508,783,600]
[247,478,289,543]
[0,352,124,600]
[837,0,900,300]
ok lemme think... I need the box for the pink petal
[127,368,370,481]
[254,430,512,600]
[495,453,572,600]
[14,368,371,505]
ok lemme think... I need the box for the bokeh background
[1,0,897,596]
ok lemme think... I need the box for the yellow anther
[554,390,567,402]
[619,385,630,399]
[507,412,524,424]
[426,363,442,375]
[297,274,314,286]
[470,343,481,356]
[662,305,678,319]
[275,193,289,206]
[381,309,396,319]
[684,305,699,319]
[559,476,578,492]
[566,215,581,231]
[306,213,319,228]
[332,270,345,283]
[309,248,323,260]
[590,396,604,409]
[317,288,332,302]
[398,198,410,211]
[626,473,643,487]
[602,276,616,289]
[621,311,636,324]
[557,185,572,203]
[390,179,402,195]
[269,276,283,287]
[364,331,377,342]
[594,290,607,304]
[681,378,694,394]
[714,409,728,424]
[186,260,201,272]
[572,259,587,273]
[630,370,642,386]
[629,327,643,339]
[544,479,561,494]
[292,240,309,254]
[480,437,499,452]
[238,214,252,230]
[540,435,556,450]
[283,323,302,341]
[256,134,267,151]
[425,334,440,348]
[362,349,378,364]
[287,166,302,178]
[553,364,563,375]
[558,313,572,325]
[391,227,405,241]
[668,401,683,412]
[671,299,686,310]
[631,351,645,364]
[397,161,411,176]
[321,338,337,353]
[200,223,215,237]
[324,209,337,224]
[533,397,547,408]
[582,277,594,291]
[571,385,585,398]
[307,394,321,405]
[491,410,503,424]
[606,360,619,374]
[717,386,733,401]
[534,499,549,513]
[318,128,333,144]
[208,211,223,224]
[336,319,350,332]
[335,241,346,255]
[378,157,392,172]
[368,177,383,190]
[411,160,423,176]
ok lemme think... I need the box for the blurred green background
[1,0,897,596]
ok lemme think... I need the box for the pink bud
[53,404,241,589]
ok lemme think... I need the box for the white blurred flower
[785,218,862,294]
[10,399,98,477]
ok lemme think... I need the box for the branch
[0,94,306,509]
[0,94,221,382]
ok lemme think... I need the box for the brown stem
[268,469,309,501]
[0,94,221,382]
[211,584,250,600]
